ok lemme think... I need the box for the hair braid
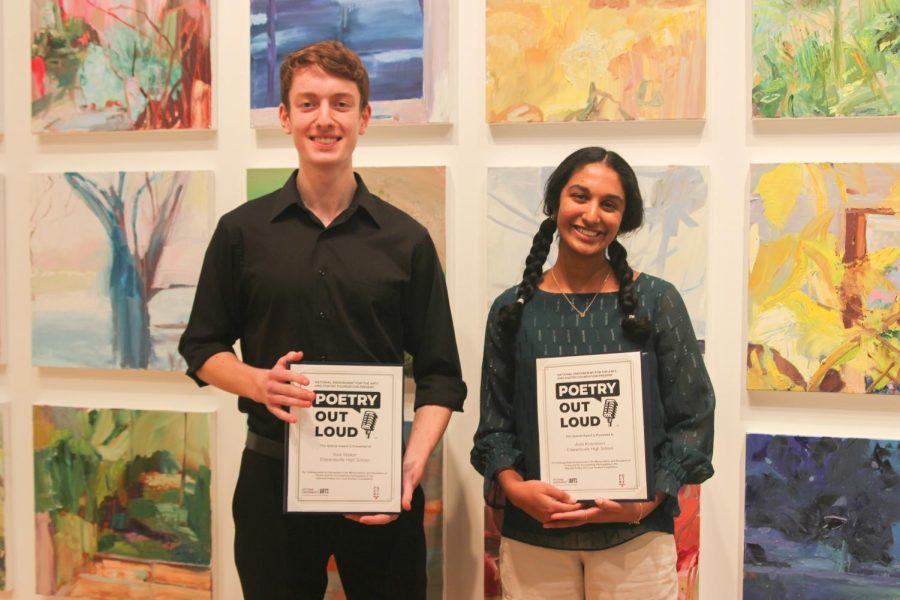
[498,217,557,340]
[607,239,651,344]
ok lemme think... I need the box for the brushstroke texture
[31,171,211,370]
[249,0,446,125]
[486,0,706,122]
[31,0,212,132]
[744,434,900,598]
[752,0,900,118]
[33,406,212,598]
[748,163,900,393]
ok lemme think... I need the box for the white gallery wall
[1,1,900,599]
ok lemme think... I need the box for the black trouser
[232,447,427,600]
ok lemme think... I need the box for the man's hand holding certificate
[535,352,654,504]
[285,363,403,514]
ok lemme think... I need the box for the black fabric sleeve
[403,232,467,411]
[471,294,523,507]
[652,283,715,515]
[178,218,243,386]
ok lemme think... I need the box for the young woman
[472,147,715,599]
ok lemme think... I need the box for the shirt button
[318,269,326,277]
[318,311,326,320]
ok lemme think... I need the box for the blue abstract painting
[249,0,448,125]
[744,434,900,599]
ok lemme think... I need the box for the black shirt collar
[270,170,382,228]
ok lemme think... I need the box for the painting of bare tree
[31,171,212,370]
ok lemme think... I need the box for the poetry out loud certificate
[535,352,654,503]
[285,363,403,513]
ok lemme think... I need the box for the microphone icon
[602,399,618,426]
[361,410,378,438]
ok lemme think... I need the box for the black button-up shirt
[179,171,466,440]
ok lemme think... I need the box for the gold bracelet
[631,503,644,525]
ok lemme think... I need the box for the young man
[179,41,466,599]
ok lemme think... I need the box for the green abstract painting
[752,0,900,118]
[33,405,213,598]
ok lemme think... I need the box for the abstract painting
[744,434,900,599]
[484,486,701,600]
[33,405,214,598]
[486,0,706,122]
[487,165,709,342]
[249,167,446,598]
[748,163,900,394]
[0,402,8,591]
[752,0,900,118]
[31,171,212,370]
[31,0,212,133]
[250,0,449,126]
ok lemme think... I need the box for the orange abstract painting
[486,0,706,122]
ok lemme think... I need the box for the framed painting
[34,405,214,598]
[748,163,899,393]
[745,434,900,598]
[31,0,212,132]
[486,0,706,122]
[31,171,212,370]
[250,0,449,126]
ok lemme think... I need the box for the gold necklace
[550,267,612,318]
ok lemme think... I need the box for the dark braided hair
[500,147,651,344]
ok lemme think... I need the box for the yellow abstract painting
[748,164,900,394]
[486,0,706,123]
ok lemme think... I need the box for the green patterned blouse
[471,273,715,550]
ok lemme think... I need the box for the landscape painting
[33,405,214,598]
[31,171,212,370]
[31,0,212,132]
[752,0,900,118]
[250,0,448,126]
[487,165,709,342]
[745,434,900,598]
[748,163,900,393]
[486,0,706,122]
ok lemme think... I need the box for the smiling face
[278,65,371,173]
[554,162,626,262]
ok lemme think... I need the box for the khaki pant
[499,532,677,600]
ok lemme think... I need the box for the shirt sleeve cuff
[183,345,236,387]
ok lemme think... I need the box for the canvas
[31,0,212,133]
[748,163,900,394]
[485,0,706,122]
[752,0,900,118]
[249,0,449,126]
[247,167,447,598]
[31,171,212,370]
[486,165,709,342]
[744,434,900,598]
[484,486,701,600]
[33,405,214,598]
